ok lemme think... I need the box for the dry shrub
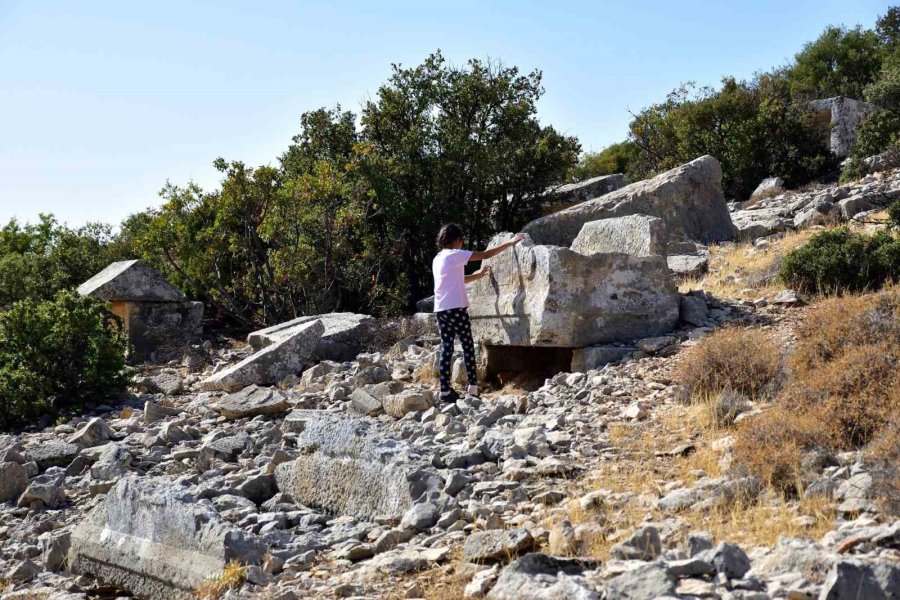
[733,288,900,494]
[675,328,782,399]
[195,561,247,599]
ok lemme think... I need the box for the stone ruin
[807,96,874,158]
[468,155,736,379]
[77,260,202,364]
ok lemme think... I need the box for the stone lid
[77,260,184,302]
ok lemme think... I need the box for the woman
[432,224,524,401]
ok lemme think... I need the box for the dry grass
[195,561,247,599]
[675,327,782,399]
[389,549,472,600]
[733,288,900,496]
[542,395,837,561]
[680,229,817,299]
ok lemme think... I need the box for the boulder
[667,253,709,278]
[213,385,290,420]
[349,388,383,416]
[201,319,324,392]
[383,390,433,418]
[609,525,662,561]
[523,156,735,248]
[17,470,66,510]
[604,562,675,600]
[819,559,900,599]
[570,215,666,257]
[807,96,875,158]
[679,295,709,327]
[247,312,374,362]
[750,177,785,199]
[26,441,80,471]
[468,234,679,347]
[68,417,114,447]
[0,461,29,503]
[68,477,264,600]
[274,411,443,519]
[486,553,599,600]
[463,529,535,563]
[838,195,874,220]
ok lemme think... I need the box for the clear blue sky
[0,0,891,228]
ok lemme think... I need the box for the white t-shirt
[432,249,473,312]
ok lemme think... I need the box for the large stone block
[571,215,666,257]
[468,234,679,347]
[68,477,264,600]
[247,312,374,362]
[808,96,875,158]
[274,411,443,519]
[201,319,324,392]
[523,156,736,248]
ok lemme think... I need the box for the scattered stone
[350,388,383,416]
[463,529,535,564]
[486,553,598,600]
[0,461,29,503]
[605,562,676,600]
[213,385,290,420]
[610,525,662,561]
[712,542,751,580]
[68,417,114,447]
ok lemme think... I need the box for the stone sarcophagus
[78,260,202,363]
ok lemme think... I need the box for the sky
[0,0,891,228]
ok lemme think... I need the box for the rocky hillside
[1,171,899,600]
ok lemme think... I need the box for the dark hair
[436,223,464,250]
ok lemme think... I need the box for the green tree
[628,78,834,199]
[786,25,884,101]
[569,141,639,181]
[359,51,580,301]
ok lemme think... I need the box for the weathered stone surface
[570,346,633,372]
[679,295,709,326]
[751,177,785,199]
[350,388,383,416]
[838,194,874,220]
[463,529,535,563]
[667,253,709,277]
[468,234,679,347]
[711,542,751,580]
[197,432,252,470]
[247,312,374,362]
[18,470,66,510]
[68,477,264,600]
[383,390,433,418]
[68,417,114,447]
[570,215,666,258]
[546,174,625,209]
[202,319,324,392]
[610,525,662,561]
[77,260,184,302]
[213,385,290,420]
[486,553,598,600]
[118,300,204,364]
[808,96,875,157]
[523,156,736,248]
[0,461,29,503]
[274,411,443,519]
[26,441,80,471]
[144,400,182,424]
[819,559,900,599]
[604,562,675,600]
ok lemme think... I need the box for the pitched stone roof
[77,260,184,302]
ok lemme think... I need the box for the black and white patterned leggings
[435,307,477,393]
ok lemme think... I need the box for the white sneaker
[467,385,481,398]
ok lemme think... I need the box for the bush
[733,289,900,494]
[889,199,900,228]
[568,141,639,182]
[675,328,782,399]
[0,291,130,431]
[780,228,900,294]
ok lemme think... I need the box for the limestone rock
[349,388,383,416]
[68,417,114,447]
[247,312,374,362]
[213,385,290,420]
[547,173,625,209]
[751,177,785,199]
[610,525,662,561]
[68,477,264,600]
[667,253,709,277]
[463,529,535,563]
[570,215,666,257]
[679,295,709,327]
[819,559,900,599]
[0,461,29,503]
[808,96,874,157]
[486,553,598,600]
[201,319,324,392]
[468,234,679,347]
[570,346,632,372]
[383,390,433,418]
[274,411,443,519]
[26,441,80,471]
[18,470,66,510]
[523,156,735,248]
[604,562,675,600]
